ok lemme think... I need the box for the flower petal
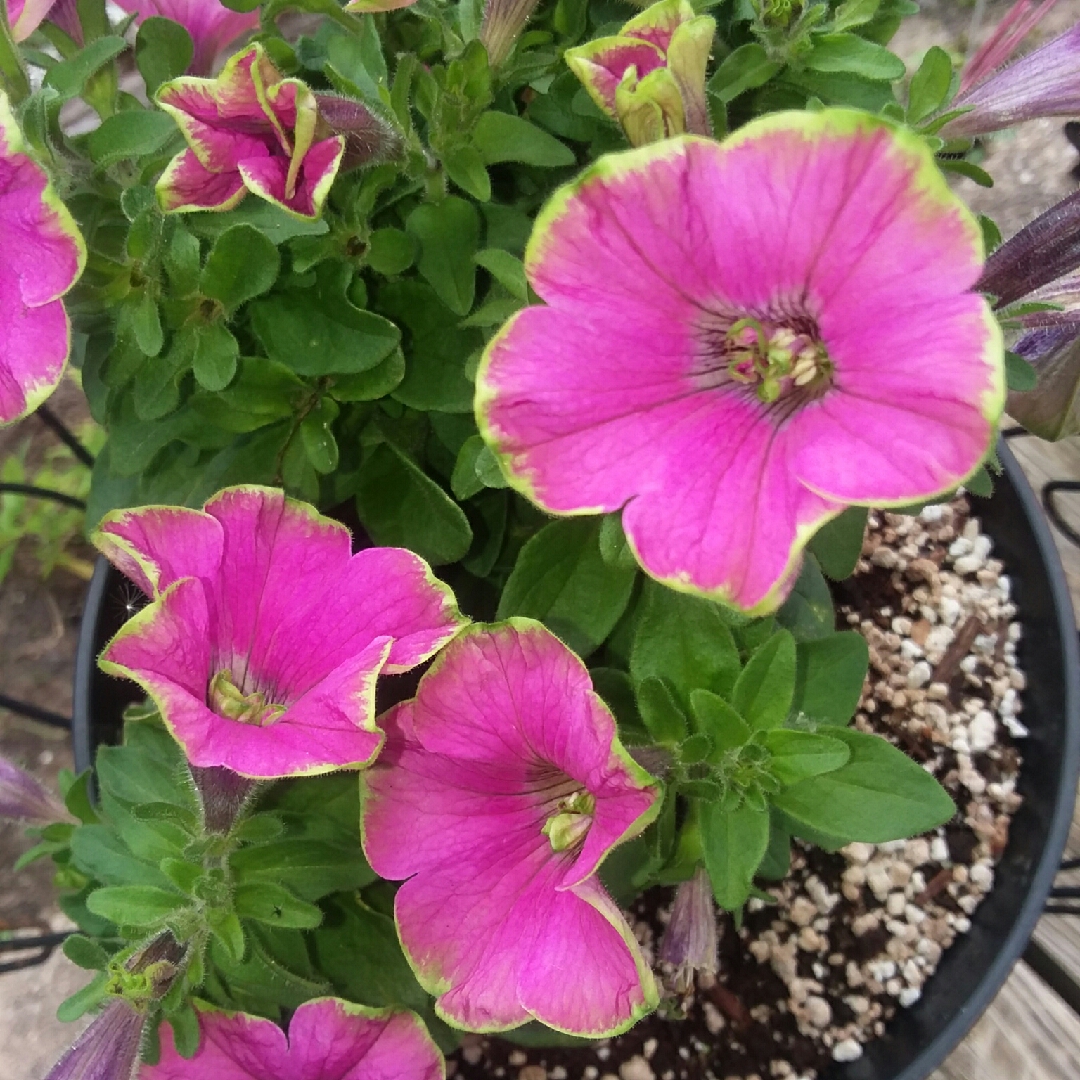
[0,294,69,425]
[150,1004,286,1080]
[239,135,345,219]
[565,37,667,117]
[93,504,224,598]
[519,874,657,1037]
[156,148,248,213]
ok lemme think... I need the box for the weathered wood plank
[931,960,1080,1080]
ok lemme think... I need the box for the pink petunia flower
[112,0,261,77]
[155,44,345,219]
[476,110,1004,614]
[566,0,715,144]
[142,998,444,1080]
[93,485,467,779]
[0,91,85,425]
[362,620,660,1037]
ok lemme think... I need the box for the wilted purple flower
[0,753,67,824]
[480,0,542,67]
[44,1000,144,1080]
[659,866,718,992]
[941,20,1080,138]
[959,0,1063,93]
[977,190,1080,438]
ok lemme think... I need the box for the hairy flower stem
[190,765,259,834]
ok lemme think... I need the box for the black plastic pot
[71,440,1080,1080]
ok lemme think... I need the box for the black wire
[0,931,72,974]
[0,693,71,729]
[0,483,86,510]
[35,406,94,469]
[1043,480,1080,549]
[1050,886,1080,899]
[1044,904,1080,916]
[1000,426,1030,439]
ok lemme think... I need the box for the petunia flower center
[541,789,596,853]
[208,670,286,727]
[723,317,834,404]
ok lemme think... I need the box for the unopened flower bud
[314,94,404,170]
[480,0,542,68]
[659,865,718,992]
[0,753,68,825]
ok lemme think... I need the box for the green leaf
[689,689,751,754]
[707,44,782,103]
[832,0,881,31]
[355,442,473,565]
[590,667,643,739]
[907,45,954,124]
[701,801,770,912]
[329,349,405,402]
[208,909,246,962]
[301,403,340,475]
[136,17,194,96]
[764,729,851,785]
[966,463,993,497]
[475,248,529,301]
[496,517,637,657]
[776,555,834,641]
[62,935,110,971]
[757,812,791,880]
[472,110,576,167]
[731,629,796,731]
[598,513,637,570]
[58,972,109,1023]
[804,34,906,81]
[443,143,492,202]
[250,268,400,377]
[630,581,741,709]
[680,732,713,765]
[937,158,993,187]
[809,506,867,581]
[200,225,280,310]
[793,630,869,724]
[134,331,192,420]
[83,111,177,167]
[168,1003,201,1060]
[192,323,239,391]
[379,281,478,412]
[86,885,188,927]
[636,677,689,746]
[771,727,955,843]
[131,291,163,357]
[190,200,328,243]
[230,838,376,901]
[1006,350,1038,392]
[366,227,417,276]
[315,896,428,1008]
[164,226,202,295]
[406,197,480,316]
[234,882,324,929]
[45,37,128,101]
[190,356,301,431]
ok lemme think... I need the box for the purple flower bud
[977,188,1080,308]
[0,753,67,825]
[44,1000,144,1080]
[1008,326,1080,439]
[479,0,542,68]
[314,94,403,171]
[941,23,1080,139]
[659,865,718,992]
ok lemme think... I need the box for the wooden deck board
[930,961,1080,1080]
[936,434,1080,1076]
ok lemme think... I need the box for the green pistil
[209,670,286,727]
[542,790,595,853]
[725,317,831,403]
